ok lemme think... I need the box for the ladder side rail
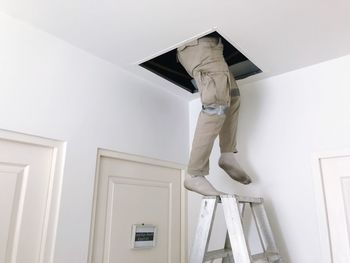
[222,202,245,263]
[251,202,280,255]
[190,197,218,263]
[221,196,252,263]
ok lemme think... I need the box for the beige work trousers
[177,37,240,176]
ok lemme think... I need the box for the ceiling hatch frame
[138,28,263,93]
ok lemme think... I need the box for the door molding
[0,129,66,263]
[312,149,350,263]
[88,148,188,263]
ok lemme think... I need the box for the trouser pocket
[194,71,231,107]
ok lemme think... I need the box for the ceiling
[1,0,350,100]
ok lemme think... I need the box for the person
[177,36,251,196]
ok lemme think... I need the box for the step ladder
[190,195,282,263]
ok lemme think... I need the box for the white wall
[4,9,350,263]
[188,54,350,262]
[0,12,189,263]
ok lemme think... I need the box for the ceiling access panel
[140,31,262,93]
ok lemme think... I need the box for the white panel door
[88,150,186,263]
[318,153,350,263]
[0,130,65,263]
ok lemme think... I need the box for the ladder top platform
[203,194,264,204]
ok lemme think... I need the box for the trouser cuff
[220,147,238,154]
[187,168,209,176]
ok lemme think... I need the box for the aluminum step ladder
[190,195,282,263]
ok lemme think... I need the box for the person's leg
[219,80,240,153]
[177,37,232,195]
[184,69,233,195]
[187,109,226,176]
[218,73,251,184]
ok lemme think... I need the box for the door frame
[88,148,188,263]
[0,129,66,263]
[312,149,350,263]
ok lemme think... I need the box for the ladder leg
[251,202,282,262]
[221,195,251,263]
[190,197,218,263]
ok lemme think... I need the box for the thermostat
[131,224,157,249]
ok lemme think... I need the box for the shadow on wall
[237,82,292,263]
[238,82,266,183]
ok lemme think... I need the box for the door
[314,151,350,263]
[88,149,186,263]
[0,130,65,263]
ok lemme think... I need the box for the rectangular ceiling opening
[140,31,262,93]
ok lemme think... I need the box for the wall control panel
[131,224,157,249]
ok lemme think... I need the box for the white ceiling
[1,0,350,100]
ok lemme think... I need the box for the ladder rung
[204,248,232,261]
[252,251,281,262]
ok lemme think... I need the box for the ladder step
[204,248,232,261]
[204,250,281,263]
[252,252,281,262]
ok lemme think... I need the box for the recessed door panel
[0,130,65,263]
[89,151,185,263]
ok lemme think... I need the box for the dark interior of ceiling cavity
[140,31,262,93]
